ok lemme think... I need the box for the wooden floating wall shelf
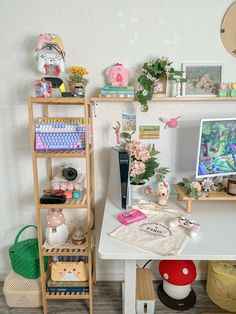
[90,96,236,102]
[173,184,236,213]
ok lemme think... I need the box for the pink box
[117,209,147,226]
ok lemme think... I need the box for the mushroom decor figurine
[45,209,69,247]
[157,260,197,311]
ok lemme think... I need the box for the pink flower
[125,141,145,155]
[134,148,150,162]
[130,160,146,177]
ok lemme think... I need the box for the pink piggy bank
[105,63,131,86]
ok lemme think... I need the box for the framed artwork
[181,63,223,96]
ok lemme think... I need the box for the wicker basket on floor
[3,270,42,308]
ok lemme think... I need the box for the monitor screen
[196,118,236,178]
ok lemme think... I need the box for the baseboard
[0,272,8,281]
[96,270,125,281]
[0,268,207,282]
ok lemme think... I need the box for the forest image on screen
[197,120,236,176]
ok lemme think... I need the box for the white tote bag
[109,207,190,256]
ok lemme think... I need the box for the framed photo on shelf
[181,63,223,96]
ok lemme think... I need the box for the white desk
[98,197,236,314]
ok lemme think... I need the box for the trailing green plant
[136,56,187,112]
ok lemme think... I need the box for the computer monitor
[196,118,236,178]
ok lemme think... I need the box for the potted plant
[168,70,187,97]
[122,133,169,200]
[67,66,89,97]
[136,57,187,112]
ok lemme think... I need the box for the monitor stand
[173,183,236,213]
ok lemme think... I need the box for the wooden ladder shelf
[28,97,95,314]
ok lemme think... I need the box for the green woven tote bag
[9,225,44,279]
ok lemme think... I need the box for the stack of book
[100,86,135,98]
[47,279,89,293]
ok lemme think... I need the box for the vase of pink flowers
[124,139,169,201]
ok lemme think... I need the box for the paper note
[139,125,160,139]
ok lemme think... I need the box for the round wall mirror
[221,1,236,57]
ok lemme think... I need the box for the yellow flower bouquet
[68,66,89,85]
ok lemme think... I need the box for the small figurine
[105,63,131,86]
[45,209,69,247]
[144,185,155,198]
[160,116,181,129]
[113,121,121,145]
[201,178,214,192]
[71,226,86,245]
[157,182,170,206]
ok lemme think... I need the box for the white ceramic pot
[163,280,191,300]
[45,224,69,247]
[130,182,145,202]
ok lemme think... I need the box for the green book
[103,86,134,91]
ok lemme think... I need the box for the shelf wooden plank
[42,247,88,256]
[91,97,134,102]
[38,187,95,210]
[173,184,236,201]
[39,192,87,209]
[173,184,236,213]
[91,96,236,102]
[33,146,93,159]
[38,188,94,209]
[30,97,89,105]
[46,291,90,299]
[150,96,236,102]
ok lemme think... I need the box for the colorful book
[101,90,134,95]
[99,94,134,98]
[47,278,89,288]
[47,287,89,293]
[103,85,134,90]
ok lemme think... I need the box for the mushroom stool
[157,260,197,311]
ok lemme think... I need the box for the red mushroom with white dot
[159,260,196,300]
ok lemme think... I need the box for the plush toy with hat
[157,260,197,311]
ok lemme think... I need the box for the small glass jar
[227,178,236,195]
[74,85,85,98]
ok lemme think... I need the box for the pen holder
[217,88,228,97]
[230,88,236,97]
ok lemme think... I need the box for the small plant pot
[152,77,167,98]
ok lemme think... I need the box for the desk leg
[123,260,136,314]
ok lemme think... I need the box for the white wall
[0,0,236,280]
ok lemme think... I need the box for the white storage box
[3,270,42,308]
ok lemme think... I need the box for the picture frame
[181,63,223,96]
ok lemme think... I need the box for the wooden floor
[0,281,228,314]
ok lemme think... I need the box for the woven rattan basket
[3,270,42,308]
